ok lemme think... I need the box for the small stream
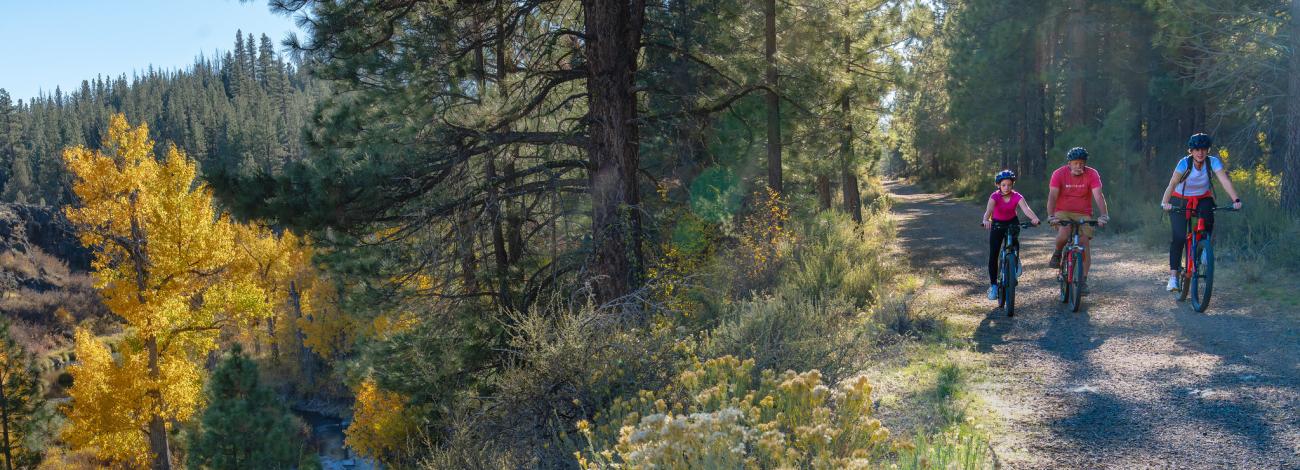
[293,408,380,470]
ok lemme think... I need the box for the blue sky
[0,0,304,103]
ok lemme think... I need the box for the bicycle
[1173,204,1238,312]
[1053,219,1099,312]
[988,221,1036,317]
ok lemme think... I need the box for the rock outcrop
[0,203,90,271]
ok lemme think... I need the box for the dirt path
[887,180,1300,469]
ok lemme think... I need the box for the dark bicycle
[1174,204,1237,312]
[990,221,1036,317]
[1054,219,1099,312]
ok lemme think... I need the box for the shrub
[575,355,892,469]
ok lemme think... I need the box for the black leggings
[1169,198,1215,271]
[989,218,1020,284]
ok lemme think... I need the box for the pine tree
[187,345,306,470]
[1,154,33,203]
[0,89,13,189]
[0,320,42,470]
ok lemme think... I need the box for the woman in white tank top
[1158,133,1244,292]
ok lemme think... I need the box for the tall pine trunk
[816,174,832,211]
[1,379,11,470]
[765,0,782,193]
[1066,0,1089,128]
[841,19,861,223]
[1284,0,1300,213]
[1021,18,1049,180]
[583,0,646,304]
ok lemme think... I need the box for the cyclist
[1158,133,1243,291]
[1046,147,1110,295]
[982,170,1041,300]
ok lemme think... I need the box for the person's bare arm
[1092,187,1109,226]
[1214,168,1242,209]
[1160,170,1181,210]
[1017,198,1041,225]
[1046,186,1061,222]
[982,198,995,229]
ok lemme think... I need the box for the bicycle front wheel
[1191,236,1214,312]
[997,256,1008,308]
[1178,239,1192,301]
[1069,251,1084,312]
[1058,259,1070,304]
[1003,254,1017,317]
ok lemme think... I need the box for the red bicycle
[1055,219,1099,312]
[1174,204,1237,312]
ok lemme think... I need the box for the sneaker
[987,285,998,300]
[1049,251,1062,269]
[1166,276,1179,292]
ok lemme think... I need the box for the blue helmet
[1066,147,1089,161]
[994,169,1017,185]
[1187,133,1213,149]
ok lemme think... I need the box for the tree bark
[582,0,646,304]
[1284,0,1300,213]
[1,376,12,470]
[1065,0,1089,128]
[841,14,861,223]
[127,192,172,470]
[288,281,316,390]
[1020,17,1049,179]
[816,173,832,211]
[765,0,782,193]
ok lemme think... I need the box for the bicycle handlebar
[980,221,1039,228]
[1050,219,1099,227]
[1169,206,1239,213]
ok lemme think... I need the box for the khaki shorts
[1054,211,1095,238]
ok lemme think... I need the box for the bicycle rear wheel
[1003,253,1017,317]
[1069,251,1084,312]
[1191,236,1214,312]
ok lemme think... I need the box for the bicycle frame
[995,222,1033,285]
[1176,204,1230,278]
[1174,203,1236,308]
[1054,219,1098,311]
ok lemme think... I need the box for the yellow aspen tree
[345,378,419,464]
[62,114,276,469]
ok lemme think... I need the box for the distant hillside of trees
[0,30,328,206]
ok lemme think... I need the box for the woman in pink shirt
[981,170,1041,300]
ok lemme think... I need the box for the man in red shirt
[1046,147,1110,295]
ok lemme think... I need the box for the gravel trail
[888,180,1300,469]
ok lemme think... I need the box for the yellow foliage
[346,378,420,463]
[61,329,150,468]
[739,186,794,277]
[577,355,888,469]
[1230,163,1282,203]
[297,277,358,359]
[61,114,294,462]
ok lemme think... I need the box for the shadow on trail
[1038,304,1104,363]
[974,311,1013,353]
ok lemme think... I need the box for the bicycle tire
[1058,256,1070,304]
[1004,253,1017,317]
[1178,238,1192,301]
[1069,251,1084,312]
[1192,235,1214,312]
